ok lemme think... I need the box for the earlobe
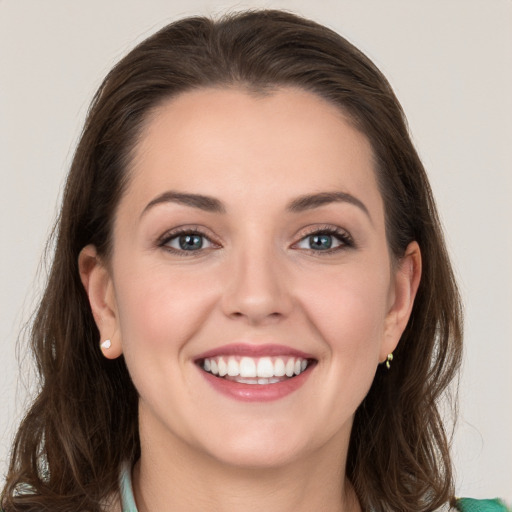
[78,245,123,359]
[381,241,422,362]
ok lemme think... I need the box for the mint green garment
[120,462,138,512]
[455,497,511,512]
[119,463,510,512]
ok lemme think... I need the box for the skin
[80,87,421,512]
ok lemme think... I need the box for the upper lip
[194,343,315,361]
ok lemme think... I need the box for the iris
[309,234,333,250]
[179,234,203,250]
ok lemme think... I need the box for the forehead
[125,86,382,216]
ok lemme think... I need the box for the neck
[132,421,361,512]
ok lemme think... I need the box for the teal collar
[119,463,510,512]
[120,462,138,512]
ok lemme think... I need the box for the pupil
[179,234,203,250]
[310,234,332,250]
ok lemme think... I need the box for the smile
[194,345,317,401]
[201,356,310,384]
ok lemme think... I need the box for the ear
[380,241,422,362]
[78,245,123,359]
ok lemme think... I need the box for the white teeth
[231,376,284,385]
[227,358,239,377]
[274,358,285,377]
[239,357,257,377]
[237,377,259,385]
[218,357,228,377]
[257,357,274,378]
[285,359,295,377]
[201,355,311,382]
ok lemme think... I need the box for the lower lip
[198,365,314,402]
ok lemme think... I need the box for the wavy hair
[2,10,463,511]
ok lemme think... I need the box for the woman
[1,10,509,512]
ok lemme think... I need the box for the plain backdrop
[1,0,511,501]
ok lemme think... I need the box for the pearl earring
[100,339,112,350]
[385,353,393,369]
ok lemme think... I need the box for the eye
[293,227,353,253]
[159,229,218,254]
[169,233,210,251]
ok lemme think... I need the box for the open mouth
[197,355,316,385]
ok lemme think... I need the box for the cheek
[299,264,391,358]
[112,261,218,356]
[289,265,392,438]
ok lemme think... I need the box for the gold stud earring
[385,353,393,370]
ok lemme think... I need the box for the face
[82,87,419,470]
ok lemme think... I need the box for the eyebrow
[141,191,226,217]
[287,191,371,220]
[141,190,370,220]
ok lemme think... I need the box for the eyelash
[158,227,219,256]
[292,225,355,254]
[157,225,354,256]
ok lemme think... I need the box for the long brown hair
[2,10,463,511]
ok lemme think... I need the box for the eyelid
[156,223,354,255]
[291,224,355,252]
[157,225,222,254]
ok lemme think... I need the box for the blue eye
[294,229,352,252]
[163,232,214,252]
[176,234,204,250]
[308,234,334,250]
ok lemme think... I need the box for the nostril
[228,309,283,321]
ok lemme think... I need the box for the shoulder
[455,498,511,512]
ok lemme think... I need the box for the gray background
[1,0,511,500]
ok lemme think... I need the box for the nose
[221,244,293,325]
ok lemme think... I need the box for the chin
[209,443,306,471]
[194,422,321,471]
